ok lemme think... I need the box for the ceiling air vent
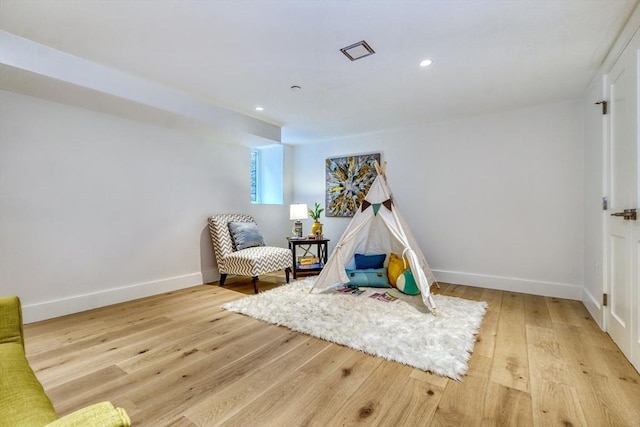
[340,40,375,61]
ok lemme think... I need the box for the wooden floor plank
[163,416,198,427]
[430,354,492,427]
[131,327,305,425]
[115,311,254,374]
[523,294,553,329]
[459,284,485,302]
[274,351,385,427]
[182,337,328,426]
[28,317,176,387]
[473,288,502,358]
[582,371,640,426]
[546,297,584,327]
[489,292,530,392]
[409,367,449,389]
[323,362,425,426]
[47,315,264,414]
[369,372,445,426]
[481,382,533,427]
[526,325,571,384]
[531,380,588,427]
[215,370,315,427]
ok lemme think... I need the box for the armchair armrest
[0,296,24,346]
[45,402,131,427]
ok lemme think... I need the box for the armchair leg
[219,274,227,287]
[252,276,259,294]
[285,267,291,283]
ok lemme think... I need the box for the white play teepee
[311,162,439,314]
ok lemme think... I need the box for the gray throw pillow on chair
[228,222,266,250]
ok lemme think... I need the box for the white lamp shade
[289,203,309,220]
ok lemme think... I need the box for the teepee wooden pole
[374,160,387,177]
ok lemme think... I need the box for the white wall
[0,90,289,322]
[0,91,587,322]
[292,101,585,299]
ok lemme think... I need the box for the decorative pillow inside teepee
[345,268,391,288]
[387,253,406,287]
[354,253,386,269]
[396,268,421,295]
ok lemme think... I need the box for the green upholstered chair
[0,296,131,427]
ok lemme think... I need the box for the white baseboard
[22,269,585,323]
[582,288,604,329]
[22,272,207,323]
[432,269,583,300]
[201,268,220,285]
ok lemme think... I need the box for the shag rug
[223,278,487,380]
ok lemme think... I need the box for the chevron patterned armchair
[208,214,292,293]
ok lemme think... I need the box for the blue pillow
[345,268,391,288]
[354,253,386,269]
[228,222,265,250]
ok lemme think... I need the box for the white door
[605,30,639,371]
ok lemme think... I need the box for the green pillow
[345,268,391,288]
[396,269,420,295]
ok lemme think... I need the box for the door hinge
[595,100,608,115]
[602,196,608,210]
[603,293,608,307]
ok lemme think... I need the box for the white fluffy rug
[223,278,487,380]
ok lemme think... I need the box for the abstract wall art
[325,153,381,217]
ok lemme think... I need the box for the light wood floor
[23,275,640,426]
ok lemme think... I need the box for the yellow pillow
[387,253,406,287]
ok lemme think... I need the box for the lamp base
[293,221,303,238]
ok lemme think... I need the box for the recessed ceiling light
[419,59,433,67]
[255,106,264,111]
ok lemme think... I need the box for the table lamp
[289,203,308,238]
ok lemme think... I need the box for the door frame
[601,26,639,371]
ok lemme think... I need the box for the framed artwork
[325,153,381,217]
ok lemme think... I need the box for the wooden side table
[287,237,330,279]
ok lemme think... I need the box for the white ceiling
[0,0,638,144]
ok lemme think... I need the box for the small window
[250,150,259,203]
[251,145,283,204]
